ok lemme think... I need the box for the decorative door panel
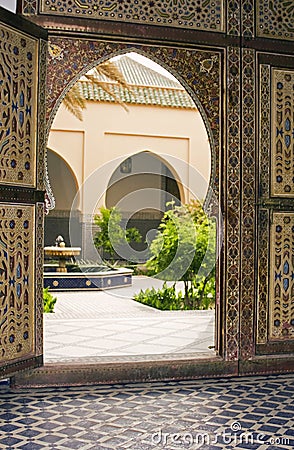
[0,8,47,377]
[256,0,294,41]
[271,69,294,197]
[269,213,294,341]
[0,23,38,187]
[257,59,294,355]
[0,204,35,361]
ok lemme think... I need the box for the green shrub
[43,287,57,313]
[134,281,215,311]
[134,283,184,310]
[93,206,141,264]
[145,200,216,306]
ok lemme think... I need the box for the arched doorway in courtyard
[43,51,217,365]
[105,151,183,258]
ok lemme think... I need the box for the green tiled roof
[77,56,196,110]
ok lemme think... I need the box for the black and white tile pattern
[44,283,215,362]
[0,374,293,449]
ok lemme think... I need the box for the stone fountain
[43,236,132,291]
[44,235,81,273]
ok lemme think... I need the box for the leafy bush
[146,200,216,307]
[134,283,184,310]
[43,287,57,313]
[134,282,215,310]
[93,206,141,264]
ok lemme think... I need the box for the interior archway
[105,151,182,256]
[46,48,215,199]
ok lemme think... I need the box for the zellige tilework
[0,374,293,449]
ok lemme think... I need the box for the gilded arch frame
[44,38,231,361]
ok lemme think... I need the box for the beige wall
[107,174,162,212]
[48,99,211,217]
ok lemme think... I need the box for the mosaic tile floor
[0,374,293,449]
[44,277,215,362]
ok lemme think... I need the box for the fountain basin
[43,267,133,291]
[44,246,81,273]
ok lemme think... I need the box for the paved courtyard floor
[44,276,215,363]
[0,374,293,449]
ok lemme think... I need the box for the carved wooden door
[255,57,294,358]
[0,7,47,378]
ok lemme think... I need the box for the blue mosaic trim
[0,378,10,387]
[44,273,132,290]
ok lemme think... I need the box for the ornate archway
[0,0,293,384]
[41,39,227,375]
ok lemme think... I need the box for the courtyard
[44,276,215,363]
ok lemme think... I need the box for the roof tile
[77,55,196,110]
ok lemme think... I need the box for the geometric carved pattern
[240,48,255,359]
[259,64,271,198]
[227,0,241,36]
[35,203,44,356]
[225,46,241,360]
[0,204,35,361]
[257,209,270,344]
[271,69,294,197]
[20,0,38,15]
[269,213,294,341]
[256,64,271,345]
[0,24,38,187]
[257,0,294,41]
[40,0,224,32]
[226,0,240,35]
[36,39,47,192]
[241,0,254,37]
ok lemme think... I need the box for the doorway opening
[105,151,182,257]
[44,51,217,364]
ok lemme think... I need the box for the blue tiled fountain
[43,236,132,291]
